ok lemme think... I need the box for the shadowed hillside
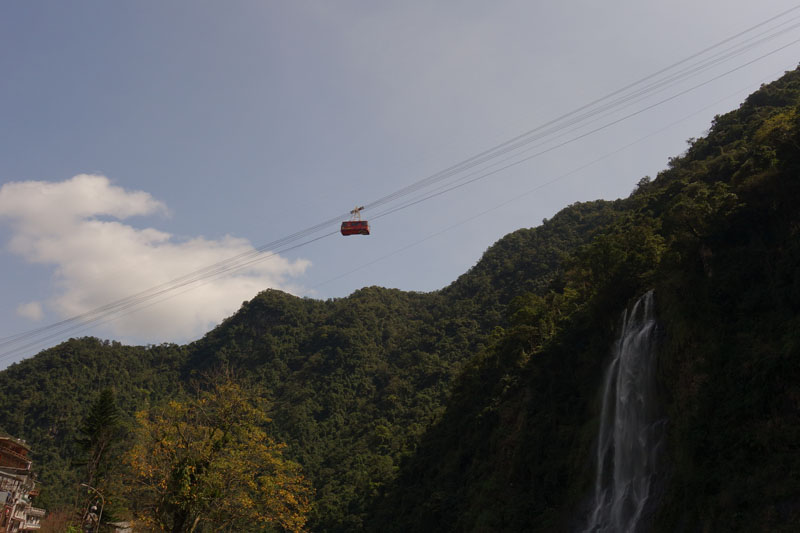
[367,67,800,532]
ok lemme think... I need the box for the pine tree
[77,388,122,487]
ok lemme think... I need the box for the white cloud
[0,175,310,343]
[16,301,43,321]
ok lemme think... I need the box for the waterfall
[584,291,663,533]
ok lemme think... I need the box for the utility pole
[79,483,104,533]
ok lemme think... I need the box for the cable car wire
[0,231,339,363]
[3,15,797,356]
[364,18,800,216]
[365,22,800,218]
[2,6,799,362]
[312,71,785,291]
[5,24,798,356]
[360,6,800,213]
[369,37,800,222]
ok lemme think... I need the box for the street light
[79,483,104,533]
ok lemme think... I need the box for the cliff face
[2,68,800,531]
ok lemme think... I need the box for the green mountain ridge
[0,197,610,530]
[2,67,800,531]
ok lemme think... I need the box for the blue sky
[2,1,800,366]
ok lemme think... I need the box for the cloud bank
[0,174,310,342]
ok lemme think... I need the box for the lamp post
[79,483,104,533]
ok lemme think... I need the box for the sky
[2,0,800,367]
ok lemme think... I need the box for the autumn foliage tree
[125,376,312,532]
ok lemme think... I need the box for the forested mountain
[368,68,800,532]
[2,68,800,531]
[0,199,616,530]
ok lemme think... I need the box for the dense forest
[2,67,800,531]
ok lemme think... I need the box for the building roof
[0,436,31,452]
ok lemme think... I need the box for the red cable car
[341,206,370,236]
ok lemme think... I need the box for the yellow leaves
[124,376,313,532]
[754,109,799,147]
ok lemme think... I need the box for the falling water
[584,291,663,533]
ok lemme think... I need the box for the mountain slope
[366,67,800,532]
[0,193,613,529]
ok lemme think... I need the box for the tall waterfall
[584,291,663,533]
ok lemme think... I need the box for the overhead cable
[2,6,799,361]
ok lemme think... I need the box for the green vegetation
[367,68,800,532]
[76,388,121,489]
[0,339,185,513]
[5,67,800,531]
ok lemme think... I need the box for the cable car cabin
[341,220,370,236]
[341,206,369,236]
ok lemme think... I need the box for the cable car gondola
[341,206,370,236]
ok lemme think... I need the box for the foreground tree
[72,388,128,529]
[125,376,312,532]
[77,388,122,488]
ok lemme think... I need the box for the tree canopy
[125,375,312,532]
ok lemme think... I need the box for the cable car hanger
[340,206,370,236]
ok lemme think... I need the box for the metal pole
[79,483,104,533]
